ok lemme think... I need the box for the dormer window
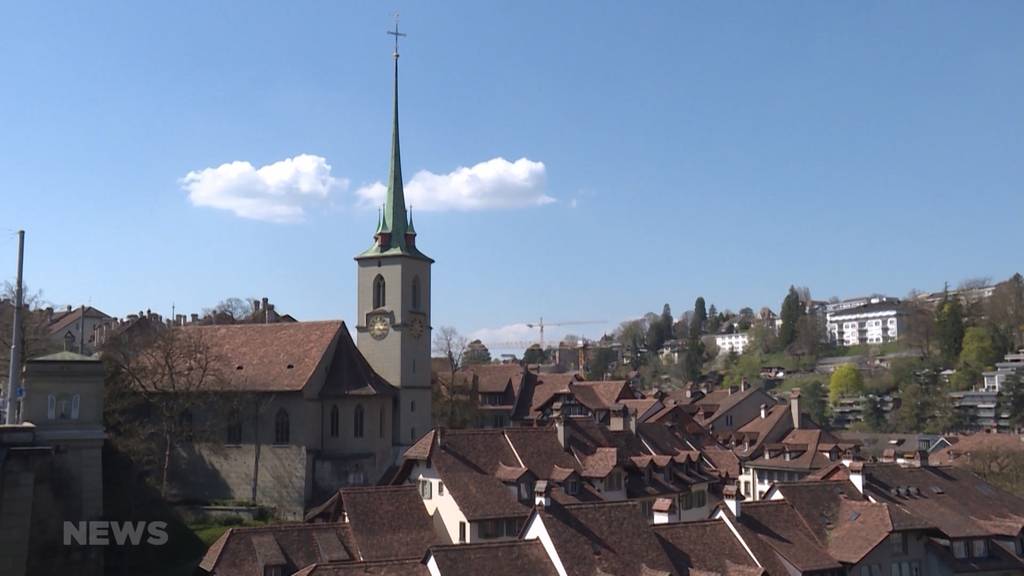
[952,540,967,559]
[971,539,988,558]
[605,471,623,492]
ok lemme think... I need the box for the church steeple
[381,42,408,238]
[356,20,431,263]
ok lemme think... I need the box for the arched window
[373,275,386,309]
[330,405,339,438]
[274,409,290,444]
[354,404,365,438]
[411,276,422,311]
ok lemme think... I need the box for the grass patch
[187,517,272,547]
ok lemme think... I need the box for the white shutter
[71,394,81,419]
[47,394,56,419]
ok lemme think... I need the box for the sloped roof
[737,501,844,573]
[428,540,559,576]
[695,385,773,426]
[304,485,437,561]
[569,380,633,411]
[294,559,429,575]
[46,305,110,335]
[534,501,677,576]
[504,427,580,480]
[177,321,393,395]
[199,523,358,574]
[864,463,1024,538]
[654,519,765,576]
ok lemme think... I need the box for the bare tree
[431,327,478,428]
[205,297,256,322]
[105,327,226,497]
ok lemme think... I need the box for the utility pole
[5,230,25,425]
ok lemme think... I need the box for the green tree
[960,326,999,370]
[779,286,803,348]
[660,304,674,340]
[522,344,546,365]
[1001,372,1024,428]
[691,297,707,338]
[463,339,492,365]
[861,395,888,432]
[987,273,1024,349]
[587,346,618,380]
[935,290,965,367]
[800,380,828,425]
[829,364,864,404]
[707,304,720,334]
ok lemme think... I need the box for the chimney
[723,484,743,518]
[789,389,802,429]
[627,408,638,435]
[849,461,865,493]
[262,297,269,311]
[741,377,749,392]
[759,403,767,419]
[435,428,444,449]
[191,313,199,323]
[253,299,261,313]
[534,480,550,509]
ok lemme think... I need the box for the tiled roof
[294,559,429,575]
[46,305,110,335]
[736,501,844,573]
[304,485,437,561]
[864,463,1024,538]
[569,380,633,411]
[504,427,580,480]
[177,321,394,394]
[654,519,765,576]
[199,523,358,575]
[535,501,677,576]
[528,372,583,417]
[428,540,559,576]
[695,385,773,426]
[929,432,1024,466]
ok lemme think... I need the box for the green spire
[381,52,408,238]
[355,22,432,263]
[407,205,417,235]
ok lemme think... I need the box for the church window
[274,409,290,444]
[379,406,385,438]
[411,400,416,413]
[226,410,242,445]
[71,394,80,420]
[180,410,193,441]
[411,427,415,442]
[47,394,56,419]
[330,405,339,438]
[354,404,365,438]
[412,276,422,310]
[373,275,386,309]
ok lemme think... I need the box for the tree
[206,297,256,322]
[959,326,999,370]
[616,319,648,369]
[691,297,707,338]
[935,290,965,367]
[0,285,58,374]
[829,364,864,404]
[522,344,546,365]
[861,395,888,432]
[463,340,492,365]
[105,326,226,497]
[737,307,754,331]
[707,304,720,334]
[903,299,935,357]
[1001,372,1024,428]
[779,286,803,348]
[431,327,478,427]
[987,273,1024,350]
[788,315,821,360]
[587,346,618,380]
[660,304,674,341]
[800,380,828,425]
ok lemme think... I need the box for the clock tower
[355,27,433,451]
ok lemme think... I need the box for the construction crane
[525,317,605,348]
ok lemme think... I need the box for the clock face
[368,314,391,340]
[408,317,425,339]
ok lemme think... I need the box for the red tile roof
[428,540,559,576]
[654,519,765,576]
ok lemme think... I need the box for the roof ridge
[430,540,540,551]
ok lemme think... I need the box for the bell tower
[355,21,433,451]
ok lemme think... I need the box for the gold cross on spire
[387,12,406,59]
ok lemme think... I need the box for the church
[159,39,433,519]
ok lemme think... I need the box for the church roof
[173,321,395,395]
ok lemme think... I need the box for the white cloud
[469,323,536,345]
[356,157,553,211]
[182,154,346,223]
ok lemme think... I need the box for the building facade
[826,298,906,346]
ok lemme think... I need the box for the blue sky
[1,2,1022,348]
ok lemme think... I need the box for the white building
[982,350,1024,392]
[714,332,750,355]
[826,298,905,346]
